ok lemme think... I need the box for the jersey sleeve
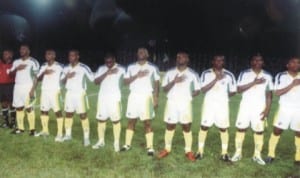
[267,75,274,91]
[94,66,105,78]
[200,72,211,87]
[32,59,40,75]
[274,73,286,90]
[124,66,131,79]
[237,72,249,86]
[84,65,94,81]
[228,74,237,92]
[8,60,18,73]
[193,73,201,90]
[37,65,46,78]
[60,66,68,80]
[161,71,171,87]
[153,66,160,81]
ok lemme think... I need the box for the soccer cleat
[220,154,231,162]
[29,130,36,136]
[114,141,120,152]
[252,156,266,165]
[157,149,169,159]
[265,156,274,164]
[194,152,203,160]
[34,131,49,137]
[92,141,105,149]
[83,138,90,147]
[230,153,242,162]
[120,145,131,152]
[63,135,72,141]
[185,152,196,162]
[55,135,64,142]
[294,161,300,166]
[147,148,155,156]
[11,129,24,134]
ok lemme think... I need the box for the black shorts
[0,83,14,102]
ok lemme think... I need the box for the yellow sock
[145,132,154,149]
[64,118,73,137]
[81,118,90,140]
[235,131,245,154]
[220,130,229,155]
[183,131,193,153]
[97,122,106,142]
[125,129,134,146]
[295,136,300,161]
[56,117,63,137]
[27,111,35,130]
[165,130,175,152]
[254,133,263,157]
[16,110,25,130]
[268,133,280,158]
[113,122,121,143]
[40,115,49,133]
[198,129,208,154]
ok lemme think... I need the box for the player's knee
[79,113,87,120]
[166,124,176,131]
[66,112,73,118]
[295,132,300,137]
[112,121,120,124]
[201,126,209,131]
[26,108,32,113]
[255,131,263,135]
[238,128,246,132]
[55,111,62,118]
[41,111,48,115]
[219,128,227,132]
[16,107,24,111]
[273,127,282,136]
[182,123,191,132]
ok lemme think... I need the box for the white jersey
[9,57,40,85]
[37,61,64,91]
[200,68,237,102]
[237,69,273,104]
[162,67,201,101]
[274,71,300,108]
[95,64,125,100]
[124,61,160,94]
[62,62,94,92]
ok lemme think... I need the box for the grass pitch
[0,81,299,178]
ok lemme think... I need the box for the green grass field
[0,81,299,178]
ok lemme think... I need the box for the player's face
[68,51,79,64]
[176,53,189,66]
[212,56,225,69]
[251,56,264,69]
[45,51,56,63]
[137,49,148,61]
[105,57,115,68]
[19,46,30,57]
[287,58,300,72]
[2,51,13,63]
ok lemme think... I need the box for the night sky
[0,0,299,56]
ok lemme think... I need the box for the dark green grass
[0,81,299,178]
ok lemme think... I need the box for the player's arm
[229,73,237,97]
[152,67,160,108]
[201,76,218,93]
[7,61,26,75]
[260,91,272,120]
[238,78,266,93]
[29,61,40,98]
[124,72,139,85]
[274,77,300,96]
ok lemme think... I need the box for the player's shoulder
[223,69,235,76]
[187,67,199,76]
[239,68,251,75]
[79,62,92,71]
[147,61,159,71]
[126,62,136,69]
[166,67,176,73]
[201,68,213,75]
[262,70,272,78]
[29,57,39,65]
[116,63,125,71]
[275,71,288,79]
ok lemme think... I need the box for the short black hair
[69,49,79,55]
[20,43,31,49]
[104,53,116,60]
[2,49,14,54]
[286,56,300,65]
[212,53,225,60]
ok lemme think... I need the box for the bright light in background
[34,0,50,6]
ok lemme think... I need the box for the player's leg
[158,124,176,159]
[1,100,10,128]
[35,111,50,137]
[144,119,154,156]
[112,120,121,152]
[63,112,74,141]
[216,103,230,162]
[265,127,283,163]
[79,112,90,147]
[231,129,246,162]
[182,123,195,161]
[121,118,137,151]
[93,120,107,149]
[111,101,122,152]
[251,113,266,165]
[295,131,300,165]
[196,125,209,159]
[11,85,25,134]
[219,127,230,162]
[26,107,36,136]
[7,84,16,128]
[54,111,64,142]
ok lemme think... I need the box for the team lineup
[0,45,300,166]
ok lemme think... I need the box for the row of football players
[3,45,300,165]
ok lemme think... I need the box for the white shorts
[164,98,192,124]
[13,84,35,108]
[40,90,62,112]
[96,95,121,122]
[201,100,229,128]
[235,101,265,132]
[64,90,89,114]
[273,105,300,132]
[126,93,154,121]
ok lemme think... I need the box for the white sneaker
[63,135,72,141]
[114,141,120,152]
[55,135,64,142]
[253,156,266,165]
[230,152,242,162]
[84,138,90,147]
[92,141,105,149]
[34,131,49,137]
